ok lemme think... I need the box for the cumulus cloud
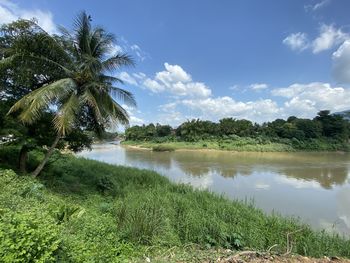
[129,63,212,98]
[332,40,350,84]
[312,24,348,53]
[272,82,350,117]
[283,24,348,54]
[283,32,309,51]
[0,0,56,34]
[117,72,138,86]
[181,97,281,123]
[250,83,268,91]
[121,104,145,126]
[158,82,350,125]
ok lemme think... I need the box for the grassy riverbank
[122,137,350,152]
[1,146,350,262]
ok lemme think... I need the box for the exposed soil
[217,251,350,263]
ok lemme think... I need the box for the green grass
[0,146,350,262]
[122,137,350,152]
[152,145,175,152]
[123,140,295,152]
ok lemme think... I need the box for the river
[77,143,350,236]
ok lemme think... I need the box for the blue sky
[1,0,350,126]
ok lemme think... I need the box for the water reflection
[139,150,350,189]
[77,144,350,236]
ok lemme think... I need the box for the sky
[1,0,350,127]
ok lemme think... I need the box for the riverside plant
[0,147,349,262]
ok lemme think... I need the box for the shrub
[53,204,85,224]
[0,213,60,263]
[96,176,115,193]
[152,145,175,152]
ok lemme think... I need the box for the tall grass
[0,146,349,261]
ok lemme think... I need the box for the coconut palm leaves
[6,11,135,135]
[1,12,136,176]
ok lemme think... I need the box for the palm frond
[110,86,136,107]
[2,53,73,76]
[80,89,103,123]
[73,11,92,55]
[99,74,124,84]
[90,27,115,59]
[97,91,129,125]
[53,93,80,135]
[102,53,134,72]
[8,78,76,124]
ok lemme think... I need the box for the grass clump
[152,145,175,152]
[0,146,349,261]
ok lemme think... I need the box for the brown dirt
[217,251,350,263]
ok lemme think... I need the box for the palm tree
[2,12,136,177]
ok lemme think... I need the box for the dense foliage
[0,15,133,175]
[125,111,350,151]
[0,149,349,262]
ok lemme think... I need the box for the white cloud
[130,44,148,61]
[181,97,281,123]
[117,72,138,86]
[107,44,123,56]
[137,63,212,98]
[158,102,178,112]
[163,82,350,124]
[121,104,145,126]
[129,115,145,126]
[143,78,165,93]
[305,0,331,12]
[283,32,309,51]
[156,63,192,83]
[229,85,239,91]
[313,0,331,10]
[272,82,350,117]
[284,24,349,54]
[332,40,350,84]
[156,111,186,126]
[250,83,268,91]
[312,24,348,53]
[0,0,56,34]
[276,176,321,189]
[133,72,146,79]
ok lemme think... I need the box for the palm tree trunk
[31,134,61,178]
[19,144,29,173]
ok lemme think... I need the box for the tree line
[125,110,350,142]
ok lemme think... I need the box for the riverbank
[0,146,350,262]
[122,138,350,152]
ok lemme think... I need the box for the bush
[0,213,60,263]
[152,145,175,152]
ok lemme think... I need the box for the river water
[77,143,350,236]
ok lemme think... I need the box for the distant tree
[294,119,322,139]
[315,110,348,140]
[156,124,172,137]
[219,118,237,136]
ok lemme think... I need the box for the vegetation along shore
[1,6,350,263]
[123,111,350,152]
[1,147,350,262]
